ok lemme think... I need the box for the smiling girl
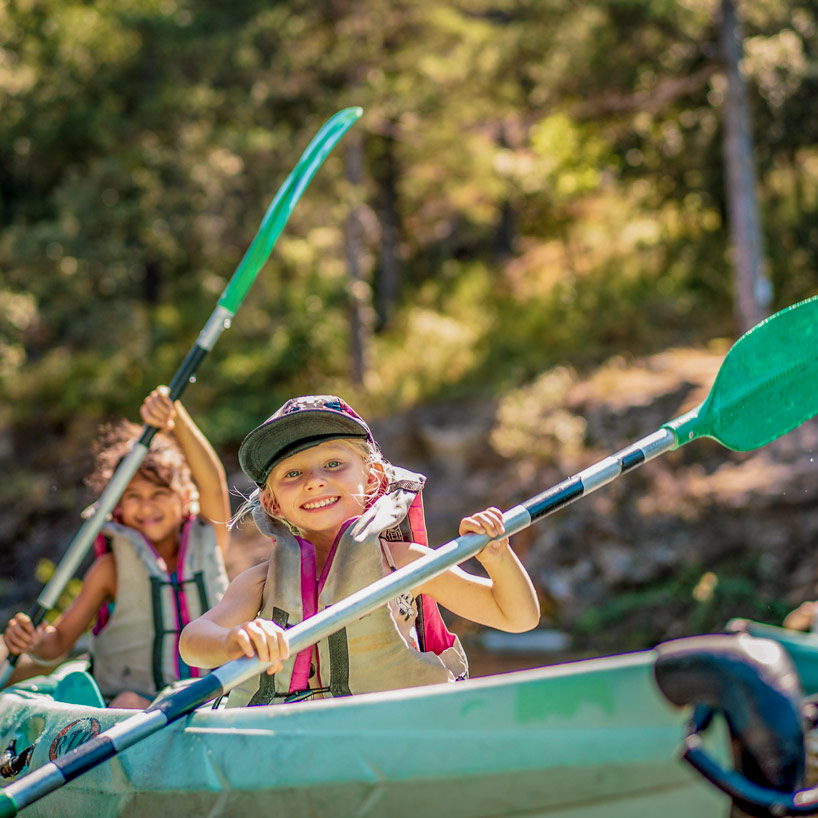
[2,387,230,708]
[180,395,539,704]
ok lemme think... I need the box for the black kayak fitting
[654,632,818,817]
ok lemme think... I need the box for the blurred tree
[719,0,772,332]
[1,0,817,441]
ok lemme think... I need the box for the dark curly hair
[86,420,195,502]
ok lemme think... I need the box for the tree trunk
[373,125,400,331]
[719,0,772,334]
[494,124,516,258]
[344,134,370,386]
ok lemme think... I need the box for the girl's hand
[459,507,510,566]
[224,619,290,675]
[140,386,176,432]
[3,613,41,655]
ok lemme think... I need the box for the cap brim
[239,410,370,486]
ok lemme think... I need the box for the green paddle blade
[218,106,363,314]
[664,295,818,450]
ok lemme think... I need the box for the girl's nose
[303,469,326,488]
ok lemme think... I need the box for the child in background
[180,395,539,705]
[3,387,230,708]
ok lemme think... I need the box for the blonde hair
[231,437,388,532]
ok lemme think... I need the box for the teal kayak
[0,651,729,818]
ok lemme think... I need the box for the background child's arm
[3,554,116,662]
[179,563,288,675]
[140,386,230,554]
[405,507,540,633]
[783,601,816,631]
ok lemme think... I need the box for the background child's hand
[783,600,818,631]
[459,507,510,565]
[140,385,176,432]
[3,613,42,655]
[224,619,290,675]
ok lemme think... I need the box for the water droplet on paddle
[189,375,197,384]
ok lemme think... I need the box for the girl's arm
[179,563,288,675]
[140,386,230,554]
[397,507,540,633]
[3,554,116,662]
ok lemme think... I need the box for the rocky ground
[3,344,817,678]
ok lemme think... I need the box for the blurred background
[1,0,817,675]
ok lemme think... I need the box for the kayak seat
[654,633,805,793]
[52,670,106,708]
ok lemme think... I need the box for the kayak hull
[0,652,727,817]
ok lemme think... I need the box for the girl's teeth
[304,498,337,510]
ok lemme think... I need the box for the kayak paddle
[0,294,816,816]
[0,107,363,688]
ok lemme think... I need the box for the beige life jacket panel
[91,517,229,700]
[228,466,468,707]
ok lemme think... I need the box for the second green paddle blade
[665,295,818,451]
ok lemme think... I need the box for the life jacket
[227,466,468,707]
[90,517,229,700]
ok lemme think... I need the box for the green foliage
[1,0,817,443]
[35,560,83,625]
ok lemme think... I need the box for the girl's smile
[301,496,341,510]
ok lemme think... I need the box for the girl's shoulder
[230,560,270,589]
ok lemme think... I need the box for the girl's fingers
[6,614,35,643]
[228,620,289,675]
[272,625,290,661]
[246,622,271,664]
[4,624,34,653]
[227,626,255,660]
[9,636,32,653]
[460,508,506,538]
[266,623,288,674]
[140,387,176,430]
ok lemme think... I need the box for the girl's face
[265,440,375,547]
[118,474,187,548]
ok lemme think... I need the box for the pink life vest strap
[91,533,112,636]
[288,520,352,692]
[403,492,456,653]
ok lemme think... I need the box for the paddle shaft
[0,108,363,687]
[0,427,676,815]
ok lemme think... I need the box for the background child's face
[118,474,187,546]
[265,440,373,543]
